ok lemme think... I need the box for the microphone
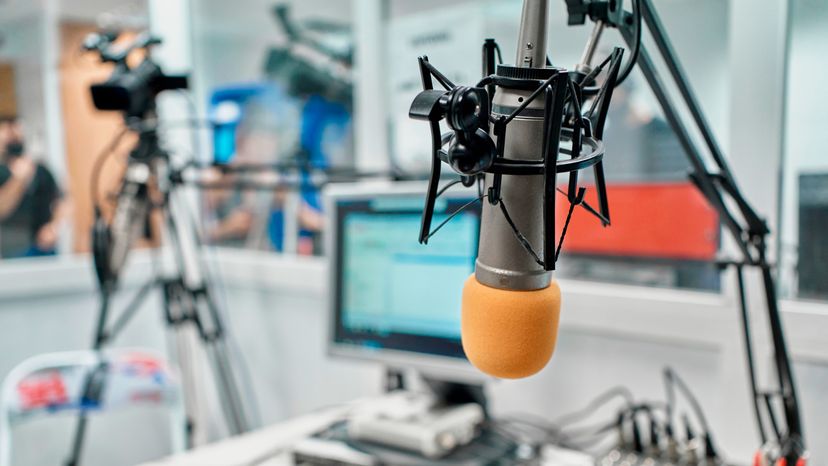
[462,0,559,379]
[409,0,623,379]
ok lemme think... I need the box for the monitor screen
[332,194,480,360]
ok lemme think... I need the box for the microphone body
[478,0,551,291]
[476,90,550,291]
[461,0,561,379]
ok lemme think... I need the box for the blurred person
[0,117,66,258]
[205,85,339,255]
[269,93,351,254]
[202,149,259,249]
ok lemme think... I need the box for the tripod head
[84,30,189,120]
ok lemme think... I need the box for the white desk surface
[138,405,353,466]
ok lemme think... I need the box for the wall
[0,63,17,117]
[0,254,380,466]
[0,13,49,164]
[0,252,826,465]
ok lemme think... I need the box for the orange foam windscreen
[461,275,561,379]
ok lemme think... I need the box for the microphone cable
[614,0,642,88]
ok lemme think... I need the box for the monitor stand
[302,368,513,463]
[384,367,488,416]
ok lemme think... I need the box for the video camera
[84,30,188,119]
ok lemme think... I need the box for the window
[779,0,828,302]
[190,0,355,256]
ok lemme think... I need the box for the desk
[138,397,594,466]
[138,405,352,466]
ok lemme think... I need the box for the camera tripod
[66,129,250,466]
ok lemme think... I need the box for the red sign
[557,182,719,260]
[17,371,69,410]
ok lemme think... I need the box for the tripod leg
[162,279,205,448]
[162,189,251,436]
[65,288,112,466]
[203,337,249,435]
[170,324,204,447]
[66,416,89,466]
[188,288,250,435]
[167,289,249,440]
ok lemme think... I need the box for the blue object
[300,94,351,210]
[268,94,353,251]
[208,83,290,165]
[9,245,57,259]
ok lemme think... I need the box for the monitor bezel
[324,181,486,383]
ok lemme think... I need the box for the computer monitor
[325,182,482,379]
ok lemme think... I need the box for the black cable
[555,193,579,262]
[614,0,642,88]
[423,194,485,242]
[579,54,614,97]
[663,368,678,438]
[682,413,696,443]
[89,118,205,213]
[90,127,130,210]
[649,415,662,451]
[498,198,544,267]
[664,368,710,433]
[497,387,636,451]
[435,178,464,199]
[618,403,672,452]
[664,368,720,458]
[630,413,644,453]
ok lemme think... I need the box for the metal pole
[758,246,803,441]
[734,264,768,444]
